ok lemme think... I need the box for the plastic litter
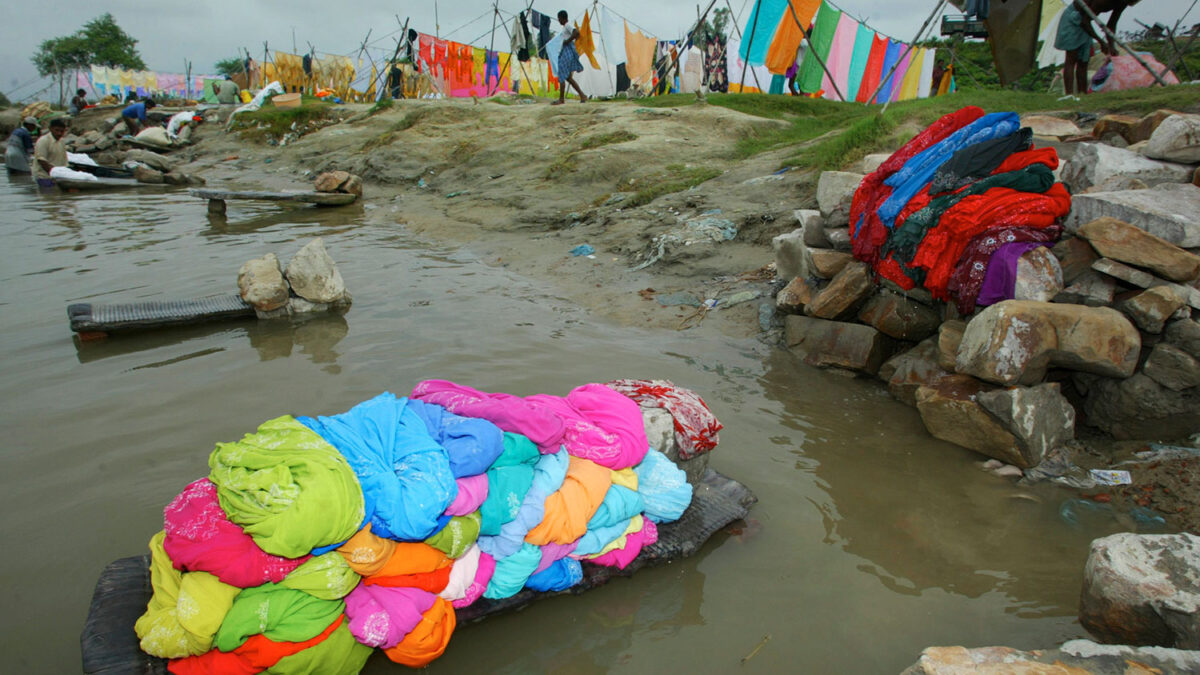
[1059,499,1113,528]
[570,244,595,257]
[1089,469,1133,486]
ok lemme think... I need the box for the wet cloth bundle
[605,379,723,458]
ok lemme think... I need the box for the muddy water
[0,174,1131,673]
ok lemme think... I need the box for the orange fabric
[383,597,457,668]
[369,542,451,578]
[364,564,453,593]
[168,615,343,675]
[625,24,657,86]
[336,524,397,577]
[765,0,822,75]
[577,11,600,69]
[525,457,612,546]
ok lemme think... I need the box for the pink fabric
[445,474,489,517]
[162,479,309,588]
[888,49,913,102]
[535,542,578,575]
[451,551,496,609]
[344,584,437,649]
[526,384,649,469]
[587,520,659,570]
[604,379,722,459]
[1096,54,1181,91]
[411,380,565,454]
[821,14,859,101]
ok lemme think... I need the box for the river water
[0,173,1133,673]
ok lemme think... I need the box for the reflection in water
[205,202,366,236]
[247,313,349,372]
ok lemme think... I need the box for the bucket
[272,93,302,110]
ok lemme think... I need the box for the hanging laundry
[512,12,528,58]
[797,2,841,95]
[898,48,925,101]
[765,0,822,75]
[917,48,937,99]
[738,0,790,66]
[704,32,729,92]
[873,40,903,103]
[577,10,600,69]
[845,22,876,102]
[625,22,658,88]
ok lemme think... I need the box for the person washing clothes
[120,98,156,135]
[1055,0,1141,98]
[553,10,588,105]
[5,116,38,173]
[33,117,68,187]
[69,89,88,115]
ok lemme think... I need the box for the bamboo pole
[783,0,846,102]
[865,0,947,110]
[738,0,763,91]
[1073,0,1168,87]
[658,0,719,96]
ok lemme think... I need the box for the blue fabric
[484,543,542,599]
[634,449,693,524]
[845,23,875,103]
[875,41,902,104]
[11,127,34,152]
[122,102,147,123]
[407,400,505,479]
[877,112,1021,229]
[477,450,569,560]
[299,393,457,542]
[572,485,644,556]
[738,0,789,66]
[525,558,583,592]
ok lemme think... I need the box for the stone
[956,301,1141,385]
[237,253,289,312]
[815,171,862,227]
[880,279,936,306]
[809,248,855,279]
[1101,133,1129,149]
[1132,109,1185,144]
[284,238,347,304]
[1013,246,1063,302]
[806,261,875,320]
[1080,533,1200,648]
[915,375,1026,466]
[1084,175,1148,193]
[794,209,828,248]
[937,320,966,372]
[857,290,942,341]
[1067,184,1200,248]
[878,338,951,407]
[1195,166,1200,188]
[1165,319,1200,358]
[642,407,708,484]
[1094,258,1200,312]
[314,170,351,193]
[976,383,1075,468]
[775,277,816,314]
[901,641,1200,675]
[1144,113,1200,164]
[1143,343,1200,391]
[784,315,899,375]
[341,174,363,197]
[1022,114,1081,139]
[1091,114,1139,143]
[124,148,177,172]
[1054,270,1116,307]
[856,153,889,174]
[1119,286,1188,334]
[1060,143,1194,194]
[177,125,193,145]
[162,171,190,186]
[824,227,851,252]
[1081,373,1200,440]
[1078,217,1200,282]
[772,229,812,281]
[287,297,331,315]
[132,165,164,184]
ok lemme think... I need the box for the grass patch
[369,97,395,114]
[579,130,638,151]
[361,108,433,152]
[228,103,334,142]
[626,165,722,207]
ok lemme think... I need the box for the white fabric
[560,22,575,41]
[66,152,97,166]
[50,166,98,181]
[166,111,194,139]
[232,81,285,116]
[918,48,936,99]
[597,6,627,66]
[726,37,772,92]
[438,544,481,602]
[680,46,704,93]
[577,53,618,97]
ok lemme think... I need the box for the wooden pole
[1073,0,1169,87]
[867,0,947,110]
[783,0,845,102]
[486,4,500,91]
[659,0,719,96]
[725,0,763,92]
[738,0,763,91]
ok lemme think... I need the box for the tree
[214,58,246,78]
[31,13,145,104]
[695,7,732,51]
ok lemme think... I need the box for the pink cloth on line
[411,380,565,454]
[162,478,309,588]
[534,541,578,575]
[344,584,437,649]
[445,474,489,517]
[888,48,913,103]
[821,14,859,101]
[452,551,496,609]
[526,383,649,470]
[586,520,659,570]
[604,379,722,459]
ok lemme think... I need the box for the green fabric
[214,583,344,652]
[479,433,540,535]
[768,74,786,95]
[202,79,219,104]
[135,531,240,658]
[279,552,360,600]
[885,164,1057,262]
[425,511,481,558]
[209,415,364,559]
[265,621,372,675]
[797,3,842,94]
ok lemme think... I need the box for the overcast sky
[2,0,1193,100]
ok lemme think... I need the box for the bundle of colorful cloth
[135,379,721,672]
[850,106,1072,315]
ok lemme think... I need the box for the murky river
[0,174,1135,672]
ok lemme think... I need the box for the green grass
[626,165,722,207]
[369,97,395,114]
[360,108,432,152]
[228,103,334,142]
[579,130,638,151]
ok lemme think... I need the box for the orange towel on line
[578,11,600,69]
[624,22,657,86]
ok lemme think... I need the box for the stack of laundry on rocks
[850,106,1072,314]
[135,379,719,672]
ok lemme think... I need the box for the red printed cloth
[947,225,1063,315]
[604,379,722,460]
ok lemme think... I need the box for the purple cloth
[344,585,437,649]
[976,242,1051,307]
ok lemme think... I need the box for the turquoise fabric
[477,450,568,559]
[572,485,645,556]
[768,74,786,95]
[738,0,789,66]
[845,23,875,102]
[479,433,540,535]
[483,543,542,599]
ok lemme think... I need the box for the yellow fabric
[525,457,612,546]
[586,515,644,558]
[899,48,925,101]
[937,64,953,95]
[135,531,240,658]
[610,468,638,491]
[625,23,657,86]
[577,11,600,69]
[765,0,823,75]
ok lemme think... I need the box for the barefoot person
[553,10,587,105]
[1055,0,1141,97]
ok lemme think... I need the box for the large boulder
[1021,114,1080,139]
[1013,246,1063,302]
[816,171,863,227]
[1055,271,1116,307]
[775,276,817,314]
[284,238,347,304]
[805,261,875,320]
[1052,237,1099,284]
[857,290,941,341]
[1165,319,1200,358]
[132,165,164,184]
[237,253,290,312]
[878,338,951,407]
[1066,184,1200,248]
[824,227,852,252]
[1143,343,1200,392]
[314,170,351,193]
[1091,114,1140,144]
[809,249,855,279]
[902,641,1200,674]
[1131,109,1186,144]
[784,316,899,375]
[976,383,1075,468]
[1080,373,1200,440]
[1080,533,1200,648]
[936,320,966,372]
[915,375,1025,467]
[1119,286,1188,334]
[772,229,812,281]
[1094,258,1200,312]
[1144,113,1200,164]
[1078,217,1200,282]
[1061,143,1193,194]
[956,301,1140,386]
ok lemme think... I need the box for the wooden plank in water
[56,177,167,191]
[189,188,357,206]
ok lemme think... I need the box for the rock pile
[314,171,364,197]
[237,238,353,319]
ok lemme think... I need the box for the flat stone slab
[190,189,358,205]
[1066,184,1200,248]
[56,177,168,191]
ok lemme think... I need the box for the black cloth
[928,128,1033,195]
[616,63,630,92]
[518,11,533,62]
[302,54,313,76]
[532,11,552,59]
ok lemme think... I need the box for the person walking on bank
[553,10,587,105]
[1055,0,1141,97]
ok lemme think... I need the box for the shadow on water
[203,202,367,235]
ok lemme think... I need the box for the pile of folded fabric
[135,379,718,672]
[850,106,1072,315]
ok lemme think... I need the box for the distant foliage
[31,13,146,76]
[214,58,246,78]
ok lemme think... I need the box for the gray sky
[2,0,1193,100]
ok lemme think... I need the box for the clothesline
[817,0,915,45]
